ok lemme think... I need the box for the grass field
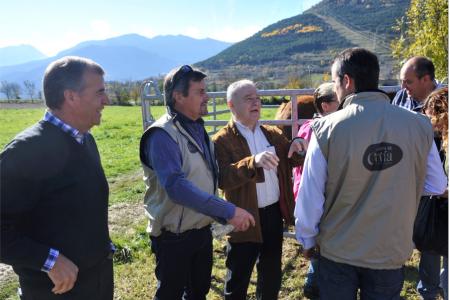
[0,104,433,299]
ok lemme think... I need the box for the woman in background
[293,82,338,300]
[423,86,448,300]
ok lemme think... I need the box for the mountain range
[1,0,412,98]
[0,34,231,93]
[0,45,47,67]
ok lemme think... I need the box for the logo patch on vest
[362,142,403,171]
[187,141,198,153]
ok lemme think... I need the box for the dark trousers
[224,202,284,300]
[318,256,404,300]
[418,251,443,299]
[19,256,113,300]
[150,226,213,300]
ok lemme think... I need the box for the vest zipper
[175,121,218,192]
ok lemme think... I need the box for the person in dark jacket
[1,56,114,299]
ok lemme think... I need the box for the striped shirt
[43,111,86,144]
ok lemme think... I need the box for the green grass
[0,278,19,300]
[0,104,428,300]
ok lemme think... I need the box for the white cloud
[210,25,261,43]
[182,26,203,39]
[128,25,157,38]
[90,19,113,39]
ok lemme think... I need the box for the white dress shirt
[235,121,280,208]
[294,134,448,250]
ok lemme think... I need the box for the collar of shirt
[234,120,280,207]
[170,107,207,150]
[407,80,442,112]
[234,119,261,135]
[169,106,205,126]
[43,111,86,144]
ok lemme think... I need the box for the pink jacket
[293,119,314,200]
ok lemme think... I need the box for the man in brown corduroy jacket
[212,79,306,300]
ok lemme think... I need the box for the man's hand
[255,151,279,170]
[48,254,79,294]
[288,138,308,158]
[302,246,320,260]
[228,207,256,232]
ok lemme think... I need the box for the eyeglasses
[166,65,194,99]
[171,65,193,89]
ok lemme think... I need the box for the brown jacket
[212,120,304,243]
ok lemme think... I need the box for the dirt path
[0,102,45,109]
[0,264,15,283]
[313,13,391,52]
[313,13,395,78]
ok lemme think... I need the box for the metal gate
[140,80,400,139]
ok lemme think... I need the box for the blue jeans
[318,256,404,300]
[417,252,442,299]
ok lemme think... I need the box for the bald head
[400,56,436,102]
[402,57,435,81]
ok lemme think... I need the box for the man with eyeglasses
[139,65,255,300]
[393,57,446,300]
[212,79,307,299]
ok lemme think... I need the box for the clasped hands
[255,138,308,171]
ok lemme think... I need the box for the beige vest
[312,91,433,269]
[140,113,215,236]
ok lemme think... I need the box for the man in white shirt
[213,79,306,300]
[294,48,447,300]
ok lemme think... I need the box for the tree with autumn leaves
[391,0,448,81]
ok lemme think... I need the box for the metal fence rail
[141,81,401,138]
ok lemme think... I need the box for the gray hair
[163,65,206,107]
[43,56,104,109]
[226,79,255,103]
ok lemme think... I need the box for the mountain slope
[0,45,47,67]
[307,0,409,40]
[57,34,231,66]
[199,13,354,69]
[313,14,390,52]
[197,0,410,83]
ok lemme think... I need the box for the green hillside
[199,13,354,68]
[196,0,411,86]
[308,0,410,39]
